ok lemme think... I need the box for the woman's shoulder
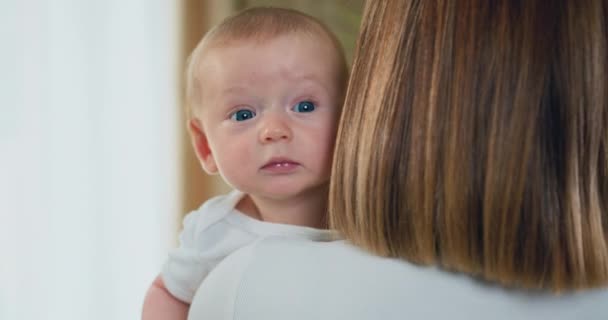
[189,238,608,320]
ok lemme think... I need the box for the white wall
[0,1,180,319]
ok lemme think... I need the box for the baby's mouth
[261,158,300,173]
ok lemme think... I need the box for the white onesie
[161,189,336,303]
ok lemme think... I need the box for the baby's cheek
[317,142,335,173]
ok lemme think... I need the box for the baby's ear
[188,119,218,174]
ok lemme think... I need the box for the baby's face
[195,34,343,201]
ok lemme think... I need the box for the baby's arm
[142,275,189,320]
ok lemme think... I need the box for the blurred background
[0,0,362,319]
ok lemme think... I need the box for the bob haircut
[185,7,349,117]
[330,0,608,292]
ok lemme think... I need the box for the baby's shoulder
[182,190,244,234]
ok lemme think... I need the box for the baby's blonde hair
[185,7,348,118]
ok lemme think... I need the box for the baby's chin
[248,182,330,201]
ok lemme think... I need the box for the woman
[188,1,608,318]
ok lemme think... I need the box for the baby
[142,7,348,319]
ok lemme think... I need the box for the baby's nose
[259,115,292,143]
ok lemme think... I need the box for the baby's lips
[260,158,301,173]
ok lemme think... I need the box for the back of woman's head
[330,0,608,291]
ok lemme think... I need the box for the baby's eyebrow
[292,76,331,96]
[289,73,322,83]
[220,86,249,95]
[279,74,325,92]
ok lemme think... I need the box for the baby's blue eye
[293,101,315,113]
[231,109,256,121]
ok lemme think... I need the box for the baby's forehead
[194,33,342,77]
[202,30,336,56]
[199,36,340,85]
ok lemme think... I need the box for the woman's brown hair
[330,0,608,291]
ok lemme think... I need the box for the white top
[161,190,335,303]
[188,237,608,320]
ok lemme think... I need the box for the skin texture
[142,33,344,320]
[190,33,343,228]
[141,276,189,320]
